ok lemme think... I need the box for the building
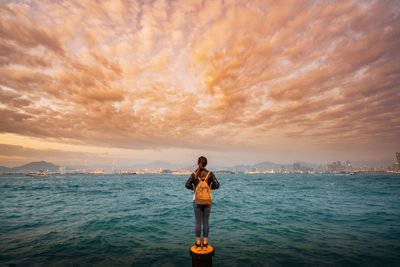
[328,161,345,173]
[394,152,400,172]
[344,160,353,172]
[394,163,400,172]
[293,163,301,171]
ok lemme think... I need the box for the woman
[185,156,220,250]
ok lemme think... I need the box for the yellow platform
[190,244,214,255]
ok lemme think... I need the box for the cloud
[0,88,31,107]
[0,143,113,167]
[0,3,63,54]
[0,0,399,161]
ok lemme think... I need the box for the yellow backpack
[195,171,212,205]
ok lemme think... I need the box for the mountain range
[0,161,59,173]
[0,160,309,173]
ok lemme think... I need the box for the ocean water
[0,173,399,266]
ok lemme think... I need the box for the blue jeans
[193,201,211,237]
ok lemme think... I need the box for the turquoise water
[1,173,399,266]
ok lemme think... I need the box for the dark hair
[198,156,207,167]
[195,156,208,180]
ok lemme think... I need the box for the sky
[0,0,399,168]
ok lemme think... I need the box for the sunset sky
[0,0,399,167]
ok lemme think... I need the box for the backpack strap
[196,171,210,182]
[204,171,210,182]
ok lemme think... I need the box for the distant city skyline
[1,156,399,176]
[0,1,399,167]
[0,156,397,172]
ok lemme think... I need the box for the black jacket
[185,169,220,191]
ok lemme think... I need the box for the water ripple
[0,173,399,266]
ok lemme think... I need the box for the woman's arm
[185,173,196,190]
[209,172,220,189]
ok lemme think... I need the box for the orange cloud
[0,0,399,164]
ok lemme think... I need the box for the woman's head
[198,156,207,168]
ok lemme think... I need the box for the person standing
[185,156,220,250]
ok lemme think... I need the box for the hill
[1,161,59,173]
[0,166,11,173]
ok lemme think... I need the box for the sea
[1,173,399,266]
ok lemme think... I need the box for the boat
[26,170,51,177]
[348,171,359,175]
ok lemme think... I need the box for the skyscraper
[394,153,400,172]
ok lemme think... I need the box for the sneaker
[195,242,201,251]
[202,242,208,250]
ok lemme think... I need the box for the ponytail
[195,156,207,180]
[195,166,203,180]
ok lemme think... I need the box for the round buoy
[189,245,214,267]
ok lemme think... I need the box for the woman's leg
[202,205,211,238]
[194,201,202,240]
